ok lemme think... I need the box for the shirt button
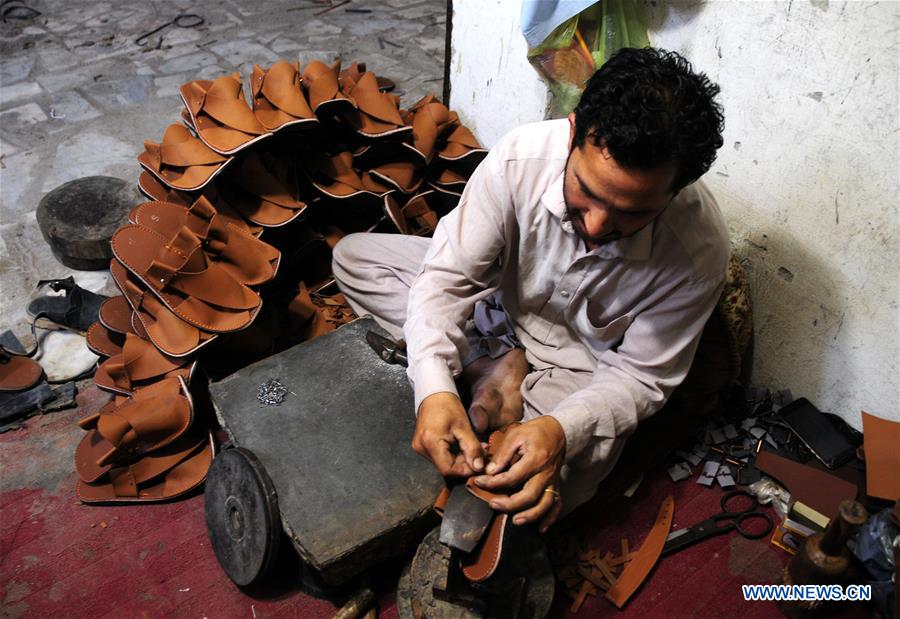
[560,290,570,298]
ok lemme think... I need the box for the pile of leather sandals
[74,58,488,504]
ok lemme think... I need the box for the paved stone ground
[0,0,446,334]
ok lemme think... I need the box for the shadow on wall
[731,224,849,415]
[637,0,706,37]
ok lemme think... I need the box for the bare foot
[462,348,528,434]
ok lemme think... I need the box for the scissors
[662,490,774,556]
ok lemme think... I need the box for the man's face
[564,114,678,250]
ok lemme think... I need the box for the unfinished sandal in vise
[251,60,318,132]
[132,197,281,286]
[180,73,271,155]
[138,124,232,192]
[110,259,218,358]
[111,225,262,333]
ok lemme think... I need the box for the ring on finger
[543,485,560,502]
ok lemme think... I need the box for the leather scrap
[605,495,675,608]
[755,450,858,518]
[860,411,900,500]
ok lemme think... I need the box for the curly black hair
[573,47,724,191]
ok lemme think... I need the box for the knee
[331,233,366,283]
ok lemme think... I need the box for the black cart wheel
[205,447,281,586]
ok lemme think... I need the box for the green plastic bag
[527,0,650,117]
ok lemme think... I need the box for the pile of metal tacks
[548,532,633,612]
[667,386,807,488]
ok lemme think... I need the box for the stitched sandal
[251,60,318,132]
[111,225,261,333]
[180,73,271,155]
[132,197,281,286]
[93,333,194,396]
[76,427,214,504]
[401,94,455,164]
[438,118,488,163]
[306,151,392,199]
[0,349,43,392]
[86,321,127,358]
[109,259,218,358]
[76,375,193,481]
[302,59,356,118]
[26,277,109,334]
[340,70,410,138]
[137,177,263,238]
[137,169,194,208]
[385,190,459,236]
[98,296,134,335]
[138,124,232,192]
[222,152,311,227]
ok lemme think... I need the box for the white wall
[450,0,900,427]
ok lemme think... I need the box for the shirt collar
[540,169,654,261]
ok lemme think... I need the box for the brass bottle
[779,499,868,617]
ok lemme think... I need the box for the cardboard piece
[861,411,900,500]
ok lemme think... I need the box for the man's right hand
[412,392,485,477]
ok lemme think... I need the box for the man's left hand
[472,416,566,533]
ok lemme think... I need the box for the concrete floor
[0,0,446,335]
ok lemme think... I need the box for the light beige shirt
[405,118,729,462]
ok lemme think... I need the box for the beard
[563,156,623,248]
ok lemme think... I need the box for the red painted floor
[0,386,872,618]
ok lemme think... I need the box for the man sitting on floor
[332,47,728,532]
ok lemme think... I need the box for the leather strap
[605,495,675,608]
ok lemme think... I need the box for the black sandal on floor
[26,277,109,334]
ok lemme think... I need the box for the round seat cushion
[36,176,141,270]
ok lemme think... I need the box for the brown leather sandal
[138,124,232,192]
[385,190,460,236]
[98,296,134,334]
[438,118,488,163]
[109,259,218,358]
[132,197,281,286]
[180,73,271,155]
[111,224,261,333]
[0,350,43,392]
[75,375,193,482]
[138,171,261,238]
[306,151,392,199]
[222,151,311,227]
[76,427,214,504]
[85,321,127,358]
[251,60,318,132]
[340,70,411,138]
[92,332,194,396]
[302,59,356,118]
[401,94,455,164]
[137,170,194,208]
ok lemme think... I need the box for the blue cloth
[520,0,597,48]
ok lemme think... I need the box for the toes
[467,403,489,433]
